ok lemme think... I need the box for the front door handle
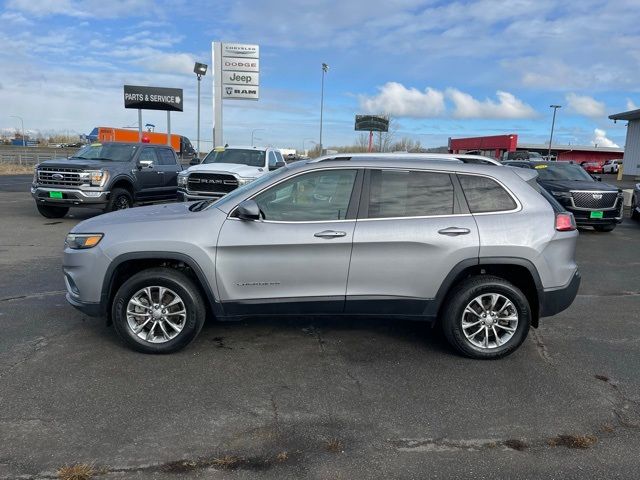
[314,230,347,239]
[438,227,471,236]
[157,171,164,175]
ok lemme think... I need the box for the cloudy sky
[0,0,638,151]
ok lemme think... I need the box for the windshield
[534,163,594,181]
[202,148,266,167]
[72,144,137,162]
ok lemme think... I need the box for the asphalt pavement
[1,174,639,479]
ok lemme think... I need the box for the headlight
[33,165,39,184]
[551,191,571,199]
[238,177,257,186]
[82,170,108,187]
[178,173,188,187]
[65,233,103,249]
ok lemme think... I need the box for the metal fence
[0,151,70,165]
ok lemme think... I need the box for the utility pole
[548,105,561,160]
[10,115,25,147]
[319,63,329,155]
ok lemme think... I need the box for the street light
[10,115,25,147]
[548,105,561,160]
[251,128,266,146]
[194,62,208,158]
[319,63,329,155]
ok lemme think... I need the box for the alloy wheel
[461,293,519,349]
[126,286,187,343]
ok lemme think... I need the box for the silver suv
[63,154,580,359]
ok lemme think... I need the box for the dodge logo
[592,193,603,200]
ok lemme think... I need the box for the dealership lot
[1,175,640,479]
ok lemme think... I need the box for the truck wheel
[112,267,206,354]
[594,224,615,232]
[441,276,531,359]
[632,196,639,220]
[105,188,133,212]
[36,204,69,218]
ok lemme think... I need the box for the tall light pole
[319,63,329,155]
[194,62,208,157]
[251,128,265,146]
[548,105,561,160]
[10,115,25,147]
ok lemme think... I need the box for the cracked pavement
[1,175,640,479]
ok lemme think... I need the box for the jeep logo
[592,193,603,200]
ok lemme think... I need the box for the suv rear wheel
[36,204,69,218]
[112,268,206,353]
[442,276,531,359]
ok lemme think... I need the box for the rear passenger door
[345,168,480,316]
[156,148,181,197]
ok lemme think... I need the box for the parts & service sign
[124,85,184,112]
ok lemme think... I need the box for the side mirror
[269,160,286,171]
[138,159,153,169]
[189,158,200,166]
[236,199,261,221]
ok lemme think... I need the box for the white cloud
[134,52,196,75]
[0,11,33,25]
[591,128,620,148]
[447,89,537,119]
[6,0,154,18]
[627,98,638,111]
[360,82,446,118]
[566,93,606,118]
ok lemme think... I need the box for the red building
[449,134,623,165]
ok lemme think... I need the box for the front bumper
[32,186,109,206]
[539,270,581,318]
[66,293,103,317]
[178,189,224,202]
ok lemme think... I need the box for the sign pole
[213,42,223,147]
[138,109,142,142]
[167,111,171,146]
[368,130,373,152]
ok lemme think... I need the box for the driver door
[215,168,362,316]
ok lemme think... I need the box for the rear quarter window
[458,174,517,213]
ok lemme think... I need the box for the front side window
[254,169,357,221]
[367,170,454,218]
[157,149,177,165]
[458,174,517,213]
[139,148,158,164]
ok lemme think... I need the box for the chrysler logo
[52,173,64,180]
[592,193,603,200]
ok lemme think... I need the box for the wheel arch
[431,257,542,328]
[109,176,135,196]
[101,252,222,323]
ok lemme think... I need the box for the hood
[185,162,265,177]
[539,179,620,193]
[72,202,197,232]
[38,158,122,170]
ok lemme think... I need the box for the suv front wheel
[442,276,531,359]
[112,268,206,353]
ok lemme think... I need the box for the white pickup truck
[177,146,286,201]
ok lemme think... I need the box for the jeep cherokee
[63,154,580,359]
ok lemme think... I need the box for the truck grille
[187,173,238,194]
[37,167,83,187]
[571,191,618,209]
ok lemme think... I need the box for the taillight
[555,212,576,231]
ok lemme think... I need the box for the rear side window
[368,170,454,218]
[458,175,517,213]
[157,149,177,165]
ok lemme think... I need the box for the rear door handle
[314,230,347,239]
[438,227,471,236]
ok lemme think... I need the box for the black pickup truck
[31,142,182,218]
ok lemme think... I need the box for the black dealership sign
[123,85,183,112]
[355,114,389,132]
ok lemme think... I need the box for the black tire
[594,224,616,232]
[441,275,531,359]
[632,196,639,221]
[36,204,69,218]
[105,188,133,213]
[112,267,206,354]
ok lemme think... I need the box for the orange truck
[88,127,197,160]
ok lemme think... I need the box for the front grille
[38,167,83,187]
[571,191,618,209]
[187,173,238,194]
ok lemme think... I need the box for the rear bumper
[539,270,581,318]
[31,186,109,207]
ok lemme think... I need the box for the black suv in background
[31,142,182,218]
[504,160,623,232]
